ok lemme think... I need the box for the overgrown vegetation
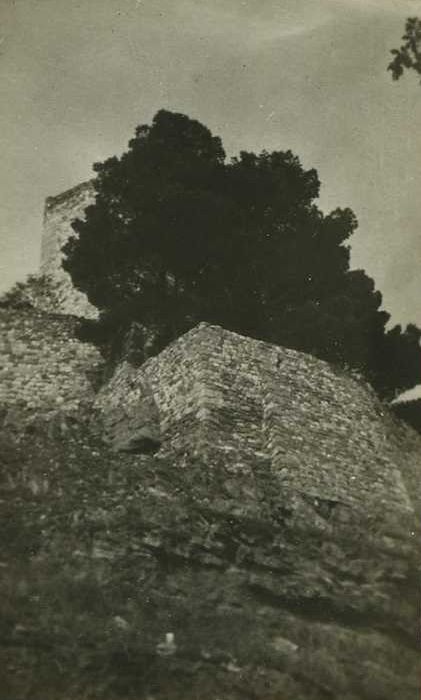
[0,414,220,699]
[62,110,421,401]
[0,413,284,698]
[0,275,54,310]
[392,399,421,434]
[1,409,418,699]
[388,17,421,82]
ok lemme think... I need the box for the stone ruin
[0,181,419,699]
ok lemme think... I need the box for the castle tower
[40,181,97,318]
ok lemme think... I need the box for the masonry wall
[0,307,102,417]
[40,181,97,318]
[95,323,421,524]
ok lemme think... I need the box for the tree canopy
[388,17,421,81]
[63,109,421,401]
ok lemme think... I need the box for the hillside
[0,309,419,699]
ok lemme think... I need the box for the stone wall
[95,321,420,525]
[92,322,420,678]
[96,324,421,560]
[40,181,97,318]
[0,306,102,418]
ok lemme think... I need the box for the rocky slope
[0,405,418,700]
[0,313,419,699]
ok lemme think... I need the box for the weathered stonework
[92,323,421,698]
[40,181,97,318]
[95,322,420,515]
[94,323,420,617]
[0,306,102,418]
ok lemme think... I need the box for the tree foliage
[0,274,53,310]
[392,398,421,434]
[63,109,421,401]
[388,17,421,81]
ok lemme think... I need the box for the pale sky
[1,0,420,328]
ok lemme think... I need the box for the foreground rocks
[0,319,419,698]
[0,407,418,700]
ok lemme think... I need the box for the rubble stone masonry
[40,181,97,318]
[92,322,420,667]
[95,323,421,521]
[0,306,102,417]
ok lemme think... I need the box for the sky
[1,0,421,332]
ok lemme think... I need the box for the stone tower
[40,181,97,318]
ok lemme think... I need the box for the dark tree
[392,398,421,435]
[372,324,421,400]
[63,110,421,400]
[388,17,421,81]
[0,275,52,310]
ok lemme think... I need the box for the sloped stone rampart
[92,322,421,693]
[95,322,420,517]
[92,323,421,683]
[0,306,102,417]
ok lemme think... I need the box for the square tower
[40,181,97,318]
